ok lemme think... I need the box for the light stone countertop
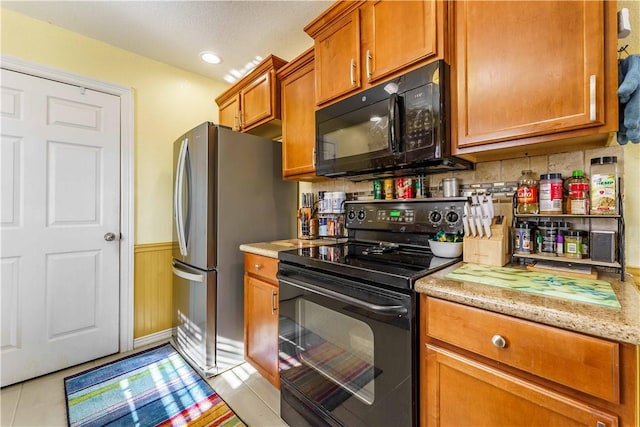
[239,238,344,259]
[416,263,640,345]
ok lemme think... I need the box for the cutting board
[446,263,620,309]
[526,261,598,280]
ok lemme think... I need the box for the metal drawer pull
[254,264,262,270]
[272,290,278,314]
[491,335,507,348]
[350,59,356,85]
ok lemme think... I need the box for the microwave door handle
[388,92,401,154]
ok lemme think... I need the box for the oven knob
[357,209,366,221]
[429,211,442,225]
[347,209,356,221]
[445,210,460,224]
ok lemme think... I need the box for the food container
[514,222,533,254]
[564,230,583,259]
[384,178,394,199]
[442,177,460,197]
[536,221,557,255]
[539,173,563,214]
[590,156,618,215]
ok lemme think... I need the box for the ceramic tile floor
[0,341,288,427]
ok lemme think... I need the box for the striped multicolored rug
[64,343,245,427]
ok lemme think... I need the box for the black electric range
[278,198,468,291]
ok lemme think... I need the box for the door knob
[104,232,117,241]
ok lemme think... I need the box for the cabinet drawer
[426,298,620,403]
[244,253,279,283]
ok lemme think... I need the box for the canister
[396,178,406,199]
[332,192,346,212]
[384,179,395,199]
[442,177,460,197]
[373,180,383,199]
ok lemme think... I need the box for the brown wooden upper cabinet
[277,48,324,181]
[451,0,618,162]
[305,0,445,106]
[215,55,287,139]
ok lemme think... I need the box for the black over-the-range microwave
[315,60,473,180]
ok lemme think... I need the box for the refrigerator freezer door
[172,123,217,270]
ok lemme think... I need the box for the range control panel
[345,199,467,235]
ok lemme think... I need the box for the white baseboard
[133,328,173,348]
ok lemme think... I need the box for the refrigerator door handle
[172,265,204,283]
[174,137,189,256]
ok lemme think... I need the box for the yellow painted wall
[1,8,229,244]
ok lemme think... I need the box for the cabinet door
[244,275,280,388]
[365,0,438,84]
[315,8,361,105]
[281,58,316,178]
[241,71,275,130]
[453,0,605,149]
[423,345,618,427]
[219,94,240,131]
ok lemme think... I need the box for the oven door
[277,263,415,427]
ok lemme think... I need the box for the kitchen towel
[446,263,620,308]
[64,343,245,427]
[618,54,640,144]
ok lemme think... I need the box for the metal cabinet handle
[104,232,116,241]
[254,264,262,270]
[491,334,507,348]
[312,147,316,168]
[350,58,356,85]
[589,74,596,121]
[366,49,372,80]
[272,290,278,314]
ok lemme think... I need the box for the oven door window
[282,298,376,405]
[278,266,413,427]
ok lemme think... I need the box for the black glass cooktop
[278,241,460,290]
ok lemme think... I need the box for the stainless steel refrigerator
[171,122,297,376]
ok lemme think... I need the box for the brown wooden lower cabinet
[244,253,280,389]
[420,295,637,427]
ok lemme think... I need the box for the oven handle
[278,276,408,316]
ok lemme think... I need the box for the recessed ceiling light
[200,51,221,64]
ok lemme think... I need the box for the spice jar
[564,230,583,259]
[590,157,618,215]
[539,173,563,214]
[514,222,534,254]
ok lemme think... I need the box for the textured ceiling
[2,1,332,83]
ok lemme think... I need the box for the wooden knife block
[463,217,510,267]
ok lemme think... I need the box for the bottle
[590,156,618,215]
[539,173,563,214]
[516,170,539,214]
[566,170,590,215]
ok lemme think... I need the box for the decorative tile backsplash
[302,145,625,205]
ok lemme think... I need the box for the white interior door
[1,68,121,386]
